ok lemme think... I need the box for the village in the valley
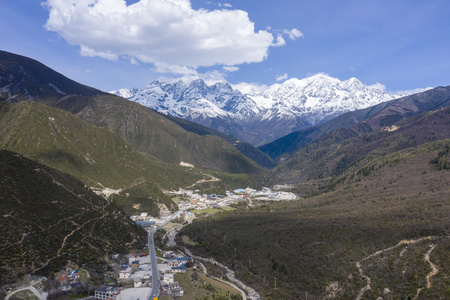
[108,186,298,299]
[6,187,298,300]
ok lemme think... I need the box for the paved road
[146,208,194,299]
[147,228,159,299]
[5,286,46,300]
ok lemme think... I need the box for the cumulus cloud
[231,82,269,94]
[223,66,239,72]
[283,28,303,40]
[43,0,275,73]
[368,82,387,91]
[158,69,227,85]
[219,3,233,8]
[271,35,286,47]
[276,73,289,82]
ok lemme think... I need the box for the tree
[191,270,198,281]
[43,278,61,300]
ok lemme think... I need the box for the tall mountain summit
[112,75,417,146]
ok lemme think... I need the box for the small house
[163,273,174,284]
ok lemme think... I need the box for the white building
[118,267,131,279]
[134,277,143,288]
[164,273,174,284]
[95,287,121,300]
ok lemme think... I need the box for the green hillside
[0,100,203,215]
[179,105,450,299]
[180,139,450,299]
[0,50,272,174]
[276,105,450,185]
[164,114,276,169]
[0,150,147,284]
[50,93,267,175]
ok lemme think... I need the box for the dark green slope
[276,105,450,184]
[0,51,103,103]
[259,86,450,159]
[164,114,276,169]
[0,101,202,214]
[57,93,266,175]
[180,140,450,298]
[0,150,147,284]
[0,50,272,173]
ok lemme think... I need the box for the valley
[0,51,449,299]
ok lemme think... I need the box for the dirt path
[184,174,220,190]
[355,262,371,300]
[424,244,438,289]
[32,169,111,273]
[354,236,439,300]
[182,247,260,300]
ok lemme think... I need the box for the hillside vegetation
[0,100,200,215]
[179,102,450,299]
[180,139,450,299]
[260,85,450,160]
[276,105,450,185]
[0,150,147,284]
[0,50,271,174]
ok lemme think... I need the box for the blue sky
[1,0,449,92]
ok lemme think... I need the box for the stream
[165,225,261,300]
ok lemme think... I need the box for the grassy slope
[179,140,450,299]
[0,50,272,174]
[0,101,274,214]
[164,114,276,169]
[0,101,206,214]
[0,150,147,284]
[53,93,267,175]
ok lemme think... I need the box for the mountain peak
[118,75,405,145]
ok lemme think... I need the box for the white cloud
[368,82,387,91]
[394,87,433,96]
[283,28,303,40]
[276,73,289,82]
[153,62,197,75]
[43,0,274,72]
[271,35,286,47]
[231,82,270,94]
[223,66,239,72]
[219,3,232,8]
[158,70,227,85]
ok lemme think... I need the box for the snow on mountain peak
[110,75,408,145]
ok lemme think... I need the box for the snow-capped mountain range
[111,74,415,146]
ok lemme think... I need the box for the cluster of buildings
[130,188,298,230]
[130,212,158,228]
[173,186,298,211]
[95,286,122,300]
[57,270,82,293]
[117,253,153,288]
[93,186,298,300]
[96,252,192,299]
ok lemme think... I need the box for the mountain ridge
[259,85,450,159]
[0,50,272,174]
[112,74,421,145]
